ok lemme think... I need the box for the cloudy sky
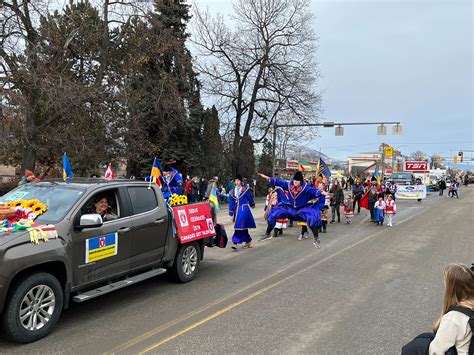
[191,0,472,163]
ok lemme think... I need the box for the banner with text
[395,185,427,200]
[172,202,216,243]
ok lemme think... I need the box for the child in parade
[374,196,386,226]
[385,194,397,226]
[451,180,459,198]
[262,186,288,240]
[343,193,354,224]
[258,171,330,249]
[319,205,329,232]
[228,174,256,250]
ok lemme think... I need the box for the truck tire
[168,242,201,283]
[1,272,63,343]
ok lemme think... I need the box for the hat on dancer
[234,174,243,182]
[293,171,304,182]
[162,164,172,172]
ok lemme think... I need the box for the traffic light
[458,151,464,162]
[454,155,458,164]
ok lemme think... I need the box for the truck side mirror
[79,214,103,229]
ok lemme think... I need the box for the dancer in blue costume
[160,165,183,200]
[258,171,330,248]
[228,174,256,251]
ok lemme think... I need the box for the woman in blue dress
[228,174,256,250]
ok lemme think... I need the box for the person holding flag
[63,153,74,183]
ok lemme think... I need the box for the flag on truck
[63,153,73,183]
[104,163,114,180]
[150,158,163,187]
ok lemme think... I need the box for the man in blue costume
[258,171,330,248]
[160,165,183,200]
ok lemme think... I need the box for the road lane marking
[106,256,310,354]
[110,199,435,354]
[137,219,422,354]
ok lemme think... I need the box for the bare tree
[192,0,321,175]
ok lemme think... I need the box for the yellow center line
[138,225,394,354]
[105,256,309,354]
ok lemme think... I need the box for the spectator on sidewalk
[199,178,207,201]
[191,177,199,203]
[18,170,40,186]
[429,263,474,355]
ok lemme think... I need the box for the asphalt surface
[0,186,472,354]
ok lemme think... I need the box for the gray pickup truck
[0,179,215,343]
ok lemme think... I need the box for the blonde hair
[433,263,474,332]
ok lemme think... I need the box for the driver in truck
[91,194,117,221]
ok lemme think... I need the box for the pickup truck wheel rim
[19,285,56,331]
[182,246,198,276]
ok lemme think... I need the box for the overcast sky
[191,0,473,162]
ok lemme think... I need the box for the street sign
[385,146,393,157]
[404,161,428,171]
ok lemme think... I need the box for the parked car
[0,179,215,343]
[389,172,415,185]
[429,175,440,191]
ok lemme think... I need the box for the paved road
[0,187,472,354]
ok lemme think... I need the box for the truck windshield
[0,185,85,224]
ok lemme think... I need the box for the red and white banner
[172,202,216,243]
[104,164,114,180]
[404,161,428,171]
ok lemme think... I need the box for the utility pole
[381,143,386,181]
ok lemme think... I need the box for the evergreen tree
[202,106,224,178]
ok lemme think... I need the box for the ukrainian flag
[374,165,380,184]
[63,153,73,182]
[209,184,220,211]
[150,158,163,187]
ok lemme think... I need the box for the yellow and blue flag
[374,165,380,184]
[63,153,73,182]
[209,184,220,211]
[150,158,163,187]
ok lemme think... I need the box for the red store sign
[172,202,216,243]
[404,161,428,171]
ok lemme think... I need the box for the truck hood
[0,230,31,246]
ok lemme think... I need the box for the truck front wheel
[168,242,201,283]
[1,272,64,343]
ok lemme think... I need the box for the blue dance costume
[267,178,324,228]
[160,172,183,199]
[228,186,256,244]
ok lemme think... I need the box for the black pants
[353,196,362,213]
[319,220,327,232]
[439,189,444,196]
[452,190,458,198]
[369,199,376,221]
[331,204,340,222]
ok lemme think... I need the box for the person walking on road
[438,179,447,196]
[352,178,365,214]
[451,180,459,199]
[228,174,256,251]
[374,196,386,226]
[429,263,474,355]
[330,179,344,224]
[385,194,397,226]
[368,185,378,222]
[343,193,354,224]
[463,174,469,187]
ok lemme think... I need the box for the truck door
[126,186,169,269]
[71,188,133,287]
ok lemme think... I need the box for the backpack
[401,306,474,355]
[213,223,228,248]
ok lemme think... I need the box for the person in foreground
[429,263,474,355]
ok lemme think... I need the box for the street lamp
[335,125,344,136]
[377,124,387,135]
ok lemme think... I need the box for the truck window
[127,187,158,215]
[80,189,121,222]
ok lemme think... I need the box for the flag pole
[148,158,154,190]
